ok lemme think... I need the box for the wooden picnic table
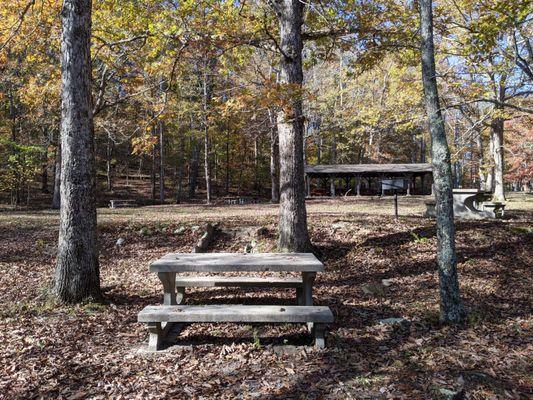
[150,253,324,306]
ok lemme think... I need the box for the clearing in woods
[0,194,531,398]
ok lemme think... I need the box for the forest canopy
[0,0,531,206]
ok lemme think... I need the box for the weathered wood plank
[150,253,324,273]
[175,276,303,287]
[138,305,334,323]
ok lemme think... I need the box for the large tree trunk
[270,0,311,252]
[52,142,61,209]
[269,111,280,203]
[491,113,506,201]
[54,0,100,303]
[419,0,464,323]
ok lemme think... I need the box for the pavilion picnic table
[425,188,505,219]
[139,253,333,350]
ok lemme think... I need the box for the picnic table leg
[176,286,185,304]
[302,272,316,332]
[158,272,177,305]
[301,272,316,306]
[312,323,326,348]
[147,322,163,351]
[152,272,183,348]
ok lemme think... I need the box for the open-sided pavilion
[305,163,434,197]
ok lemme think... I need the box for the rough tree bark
[54,0,100,302]
[269,0,311,252]
[419,0,465,323]
[51,142,61,209]
[269,110,280,203]
[491,110,506,202]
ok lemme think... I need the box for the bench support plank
[174,276,305,305]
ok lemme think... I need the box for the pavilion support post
[406,175,412,196]
[306,175,311,197]
[356,176,361,196]
[330,176,336,197]
[381,176,385,197]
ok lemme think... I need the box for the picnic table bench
[139,253,332,350]
[222,197,260,205]
[109,199,136,209]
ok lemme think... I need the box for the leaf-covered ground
[0,195,531,399]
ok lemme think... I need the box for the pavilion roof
[305,163,433,176]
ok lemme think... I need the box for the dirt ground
[0,194,531,399]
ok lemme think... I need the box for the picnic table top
[452,189,491,194]
[150,252,324,273]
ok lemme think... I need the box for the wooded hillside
[0,0,531,207]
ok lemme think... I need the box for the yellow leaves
[131,133,158,156]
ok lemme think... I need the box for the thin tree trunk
[189,136,199,199]
[202,59,212,204]
[254,135,261,196]
[269,113,280,203]
[270,0,311,252]
[176,135,184,204]
[330,132,337,195]
[54,0,100,302]
[159,121,165,203]
[106,134,113,191]
[225,129,231,194]
[476,130,487,190]
[491,113,506,201]
[419,0,464,323]
[486,133,495,191]
[151,125,157,201]
[41,128,50,193]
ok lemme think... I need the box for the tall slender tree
[54,0,101,302]
[419,0,465,323]
[269,0,311,252]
